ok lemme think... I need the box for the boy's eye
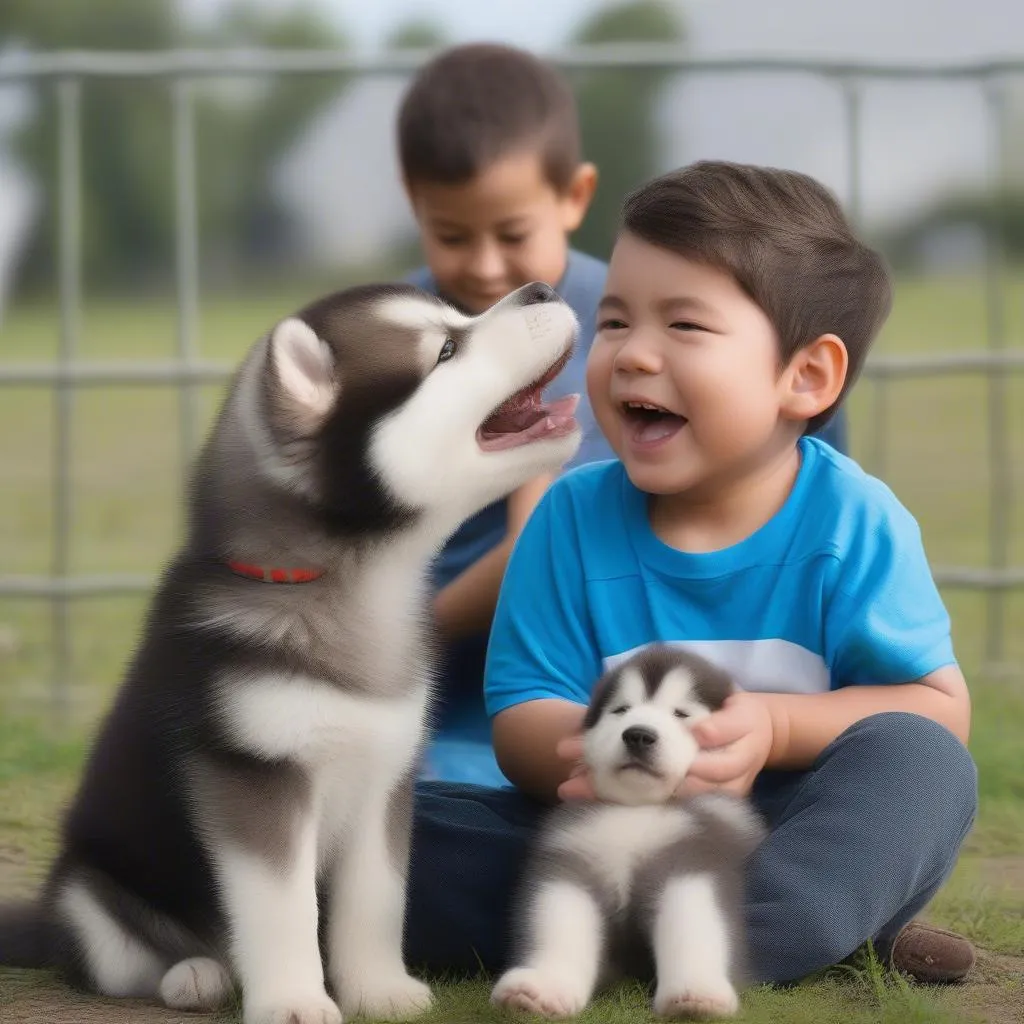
[436,337,457,364]
[611,704,630,715]
[437,236,467,248]
[598,318,627,332]
[499,234,527,246]
[673,709,690,719]
[670,321,703,332]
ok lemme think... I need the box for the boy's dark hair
[621,161,892,433]
[397,43,581,191]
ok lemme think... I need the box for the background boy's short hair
[622,162,893,433]
[397,43,581,190]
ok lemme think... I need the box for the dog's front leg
[650,873,739,1019]
[327,773,432,1021]
[214,807,340,1024]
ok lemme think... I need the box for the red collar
[227,560,324,584]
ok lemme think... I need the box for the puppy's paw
[490,966,589,1019]
[160,957,233,1010]
[653,979,739,1019]
[338,969,432,1020]
[244,989,343,1024]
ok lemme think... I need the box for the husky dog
[492,646,766,1020]
[0,281,581,1024]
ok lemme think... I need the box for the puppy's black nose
[622,725,658,754]
[516,282,558,306]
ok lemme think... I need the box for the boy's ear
[560,162,598,232]
[779,334,848,424]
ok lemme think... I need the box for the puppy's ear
[269,317,338,428]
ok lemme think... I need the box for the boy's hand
[679,692,775,797]
[555,734,598,801]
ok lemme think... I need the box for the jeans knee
[837,712,977,830]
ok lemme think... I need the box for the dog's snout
[622,725,658,754]
[516,282,558,306]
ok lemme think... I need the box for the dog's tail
[0,901,58,967]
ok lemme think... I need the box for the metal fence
[0,46,1022,714]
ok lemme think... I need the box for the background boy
[404,161,976,986]
[397,43,614,786]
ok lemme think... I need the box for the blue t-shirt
[485,438,956,716]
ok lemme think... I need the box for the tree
[567,0,686,259]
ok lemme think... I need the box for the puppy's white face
[247,282,581,540]
[369,284,581,526]
[582,648,734,806]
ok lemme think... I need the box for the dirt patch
[944,949,1024,1024]
[0,970,236,1024]
[976,857,1024,896]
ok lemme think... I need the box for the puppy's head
[582,646,734,805]
[213,281,581,540]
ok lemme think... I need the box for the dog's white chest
[549,805,692,906]
[220,673,428,768]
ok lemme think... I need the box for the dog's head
[207,281,580,543]
[582,646,735,805]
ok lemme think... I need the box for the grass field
[1,268,1023,1022]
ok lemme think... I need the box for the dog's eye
[611,705,630,715]
[673,709,690,719]
[436,337,457,364]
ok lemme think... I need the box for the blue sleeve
[484,483,601,716]
[826,504,956,686]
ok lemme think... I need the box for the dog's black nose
[516,282,558,306]
[622,726,658,753]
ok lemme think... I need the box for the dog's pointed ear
[269,317,338,423]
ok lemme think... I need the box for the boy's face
[406,151,595,315]
[587,232,810,502]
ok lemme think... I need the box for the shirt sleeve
[826,502,956,686]
[484,481,602,716]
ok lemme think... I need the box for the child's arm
[433,473,554,640]
[492,698,587,804]
[680,665,969,797]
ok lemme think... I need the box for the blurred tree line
[0,0,685,293]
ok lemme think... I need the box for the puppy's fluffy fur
[492,646,765,1019]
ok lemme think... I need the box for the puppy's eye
[436,337,457,364]
[673,709,690,719]
[611,705,630,715]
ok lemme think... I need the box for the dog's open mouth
[477,347,579,452]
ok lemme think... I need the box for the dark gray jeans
[404,711,977,985]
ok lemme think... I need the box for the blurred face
[586,232,798,503]
[407,151,595,314]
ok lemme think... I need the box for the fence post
[983,79,1010,669]
[53,76,83,722]
[173,77,201,495]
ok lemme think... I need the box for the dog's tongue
[478,391,579,451]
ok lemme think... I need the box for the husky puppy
[0,282,581,1024]
[492,646,766,1020]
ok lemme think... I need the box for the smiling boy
[405,162,977,989]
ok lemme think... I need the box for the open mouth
[621,400,688,447]
[477,347,579,452]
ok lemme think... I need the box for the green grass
[1,269,1023,1022]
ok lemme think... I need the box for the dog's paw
[337,970,432,1020]
[160,957,233,1010]
[490,966,589,1019]
[244,990,343,1024]
[653,979,739,1019]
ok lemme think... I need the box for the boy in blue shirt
[396,43,615,786]
[405,162,976,988]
